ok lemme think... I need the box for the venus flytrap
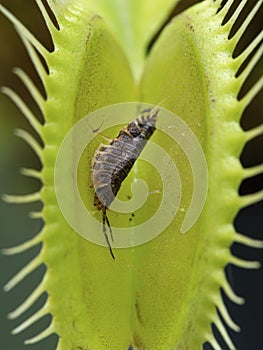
[1,0,262,349]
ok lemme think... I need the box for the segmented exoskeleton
[91,108,159,259]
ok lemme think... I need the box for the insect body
[91,108,159,259]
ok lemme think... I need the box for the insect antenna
[87,120,112,141]
[137,96,169,115]
[102,209,115,260]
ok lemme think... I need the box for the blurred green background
[0,1,262,349]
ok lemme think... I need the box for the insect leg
[102,209,115,260]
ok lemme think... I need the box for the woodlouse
[91,107,159,259]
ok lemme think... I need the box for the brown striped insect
[91,107,159,259]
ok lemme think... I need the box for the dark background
[0,1,262,349]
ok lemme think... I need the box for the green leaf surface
[83,0,182,79]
